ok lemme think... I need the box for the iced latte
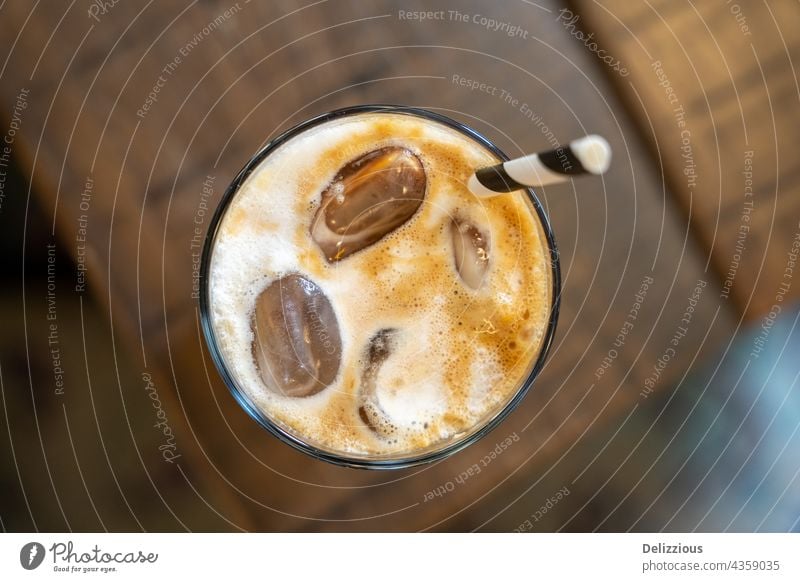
[202,106,558,467]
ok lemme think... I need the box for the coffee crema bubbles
[209,112,552,456]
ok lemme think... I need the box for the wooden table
[1,0,793,531]
[574,0,800,319]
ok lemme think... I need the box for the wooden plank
[573,0,800,320]
[1,0,736,530]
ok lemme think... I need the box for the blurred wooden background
[1,0,798,531]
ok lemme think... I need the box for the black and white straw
[467,135,612,197]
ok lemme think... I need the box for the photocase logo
[19,542,45,570]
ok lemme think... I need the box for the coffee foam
[209,112,552,456]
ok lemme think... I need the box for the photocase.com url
[642,559,780,574]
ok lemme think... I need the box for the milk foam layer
[209,112,552,457]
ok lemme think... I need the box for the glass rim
[199,104,562,470]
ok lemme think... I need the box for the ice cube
[311,147,426,262]
[451,218,490,289]
[251,273,341,397]
[358,328,398,435]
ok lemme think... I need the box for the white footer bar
[1,533,797,580]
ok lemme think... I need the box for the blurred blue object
[646,305,800,531]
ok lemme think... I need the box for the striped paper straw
[468,135,612,197]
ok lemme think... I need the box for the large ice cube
[311,147,426,262]
[451,218,490,289]
[251,274,341,397]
